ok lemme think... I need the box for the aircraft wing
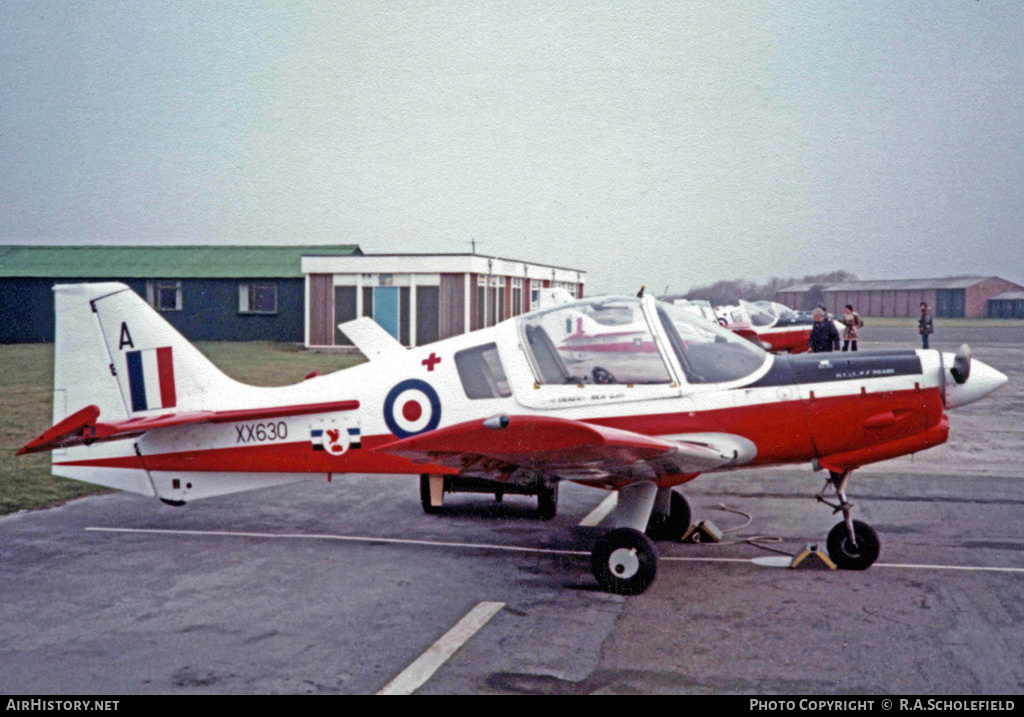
[375,415,740,486]
[18,399,359,455]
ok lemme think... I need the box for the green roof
[0,245,362,279]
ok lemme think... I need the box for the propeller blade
[950,344,972,384]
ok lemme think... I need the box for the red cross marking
[422,352,442,371]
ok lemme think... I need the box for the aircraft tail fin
[51,282,243,429]
[38,283,247,496]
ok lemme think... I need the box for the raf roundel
[383,379,442,439]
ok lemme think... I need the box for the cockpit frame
[507,295,772,410]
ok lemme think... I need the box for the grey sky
[2,2,1021,295]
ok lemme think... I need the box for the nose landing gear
[816,470,880,570]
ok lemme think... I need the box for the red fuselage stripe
[55,387,946,475]
[759,329,810,352]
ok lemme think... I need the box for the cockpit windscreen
[657,301,768,384]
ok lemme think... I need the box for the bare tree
[671,271,858,307]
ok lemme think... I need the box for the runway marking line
[85,526,1024,574]
[377,601,505,695]
[85,526,589,556]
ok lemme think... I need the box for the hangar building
[0,246,586,346]
[988,291,1024,319]
[302,253,585,348]
[775,276,1023,319]
[0,245,361,343]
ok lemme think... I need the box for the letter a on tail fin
[53,283,243,421]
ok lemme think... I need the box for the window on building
[147,281,182,312]
[550,280,580,298]
[239,283,278,314]
[334,286,357,346]
[476,275,504,328]
[477,276,487,330]
[493,278,502,325]
[416,285,440,345]
[512,277,524,316]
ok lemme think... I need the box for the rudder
[54,282,243,422]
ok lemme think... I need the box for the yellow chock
[681,520,723,544]
[790,544,837,570]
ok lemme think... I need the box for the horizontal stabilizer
[16,404,103,456]
[19,399,359,455]
[337,317,405,360]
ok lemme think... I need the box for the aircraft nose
[944,356,1008,409]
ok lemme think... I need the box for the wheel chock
[428,475,445,508]
[790,544,837,570]
[681,520,723,544]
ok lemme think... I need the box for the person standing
[918,302,934,349]
[809,307,840,352]
[841,304,862,351]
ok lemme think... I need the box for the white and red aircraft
[674,298,767,348]
[716,300,840,354]
[20,283,1007,595]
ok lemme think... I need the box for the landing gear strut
[537,482,558,520]
[816,470,880,570]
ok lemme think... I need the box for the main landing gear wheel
[537,482,558,520]
[591,528,658,595]
[645,490,692,542]
[827,520,880,570]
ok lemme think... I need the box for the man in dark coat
[809,307,840,352]
[918,302,934,349]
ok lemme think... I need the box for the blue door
[374,286,400,339]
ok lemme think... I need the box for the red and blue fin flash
[126,347,176,412]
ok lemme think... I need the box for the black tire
[537,482,558,520]
[826,519,880,570]
[590,528,659,595]
[419,474,441,514]
[646,490,692,542]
